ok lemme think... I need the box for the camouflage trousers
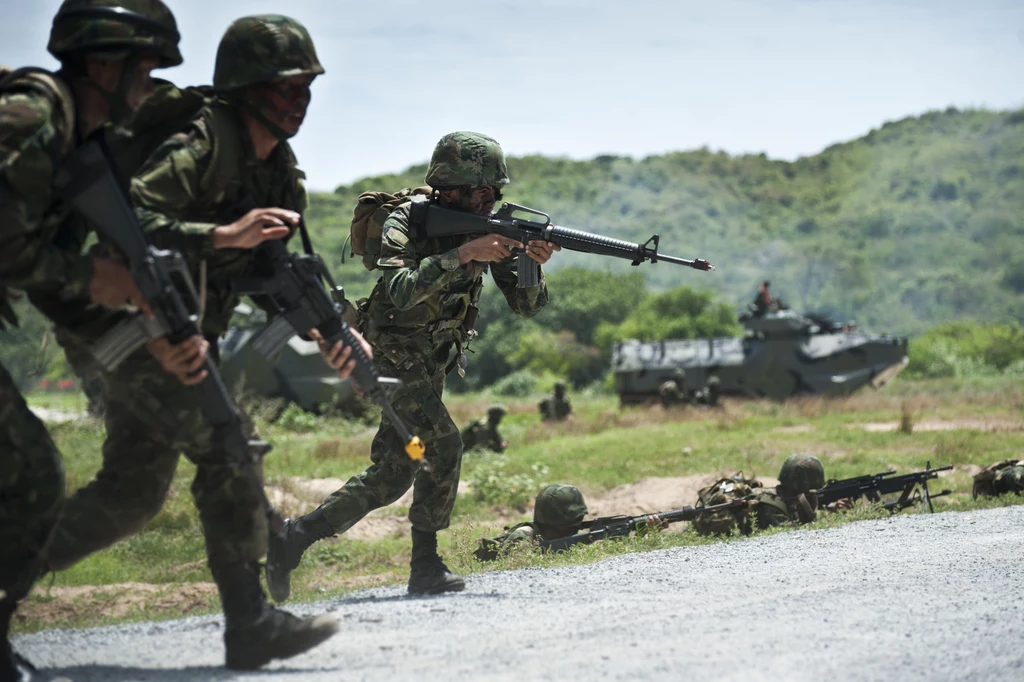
[45,341,269,570]
[317,344,462,534]
[0,361,64,601]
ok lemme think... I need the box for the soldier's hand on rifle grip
[524,239,560,265]
[212,207,297,250]
[457,233,524,265]
[89,257,154,319]
[311,327,373,382]
[147,335,209,386]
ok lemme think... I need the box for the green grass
[16,375,1024,633]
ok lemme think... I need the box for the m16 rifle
[815,461,953,513]
[52,137,263,472]
[539,498,749,552]
[230,202,425,463]
[408,197,714,288]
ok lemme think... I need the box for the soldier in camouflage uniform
[750,454,826,530]
[539,380,572,421]
[44,15,352,670]
[0,2,189,677]
[266,131,559,601]
[475,484,588,561]
[659,369,686,408]
[972,459,1024,498]
[461,404,508,453]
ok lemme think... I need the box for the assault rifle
[539,498,748,552]
[408,197,714,288]
[230,203,426,463]
[814,461,953,514]
[52,137,260,467]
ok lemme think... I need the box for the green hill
[311,107,1024,334]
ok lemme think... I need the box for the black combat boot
[265,508,335,603]
[1,599,35,682]
[407,529,465,595]
[210,562,339,670]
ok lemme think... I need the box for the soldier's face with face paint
[251,74,314,139]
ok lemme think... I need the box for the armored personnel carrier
[218,304,355,412]
[611,309,908,403]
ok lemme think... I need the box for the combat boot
[407,529,465,595]
[265,508,335,603]
[211,562,339,670]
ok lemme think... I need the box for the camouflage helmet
[487,404,507,421]
[425,132,510,189]
[48,0,182,67]
[777,454,825,494]
[213,15,325,90]
[534,484,588,527]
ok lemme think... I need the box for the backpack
[349,186,433,271]
[692,474,760,536]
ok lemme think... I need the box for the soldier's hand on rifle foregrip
[312,327,374,382]
[147,335,209,386]
[89,257,153,318]
[457,233,524,264]
[212,207,297,250]
[524,239,560,265]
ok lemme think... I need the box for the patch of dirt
[852,419,1024,433]
[22,582,217,627]
[775,424,815,434]
[265,477,471,541]
[585,474,779,518]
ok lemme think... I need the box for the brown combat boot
[407,529,465,595]
[211,562,339,670]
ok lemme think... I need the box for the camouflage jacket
[0,70,101,331]
[474,522,540,561]
[539,395,572,421]
[364,203,548,366]
[460,418,506,453]
[751,488,817,530]
[131,98,307,337]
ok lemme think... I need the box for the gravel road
[15,505,1024,682]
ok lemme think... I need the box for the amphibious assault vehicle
[611,309,908,403]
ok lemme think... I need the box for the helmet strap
[71,52,141,132]
[241,100,294,141]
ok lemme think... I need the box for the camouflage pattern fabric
[424,132,509,189]
[213,15,324,90]
[0,362,65,600]
[474,522,539,562]
[44,344,269,569]
[973,460,1024,498]
[534,484,587,526]
[131,100,307,337]
[460,417,505,453]
[659,379,684,407]
[751,488,817,530]
[538,395,572,421]
[48,0,182,67]
[692,475,758,536]
[315,199,548,535]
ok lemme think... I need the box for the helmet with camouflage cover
[777,454,825,494]
[213,15,325,90]
[487,404,507,422]
[534,484,588,527]
[48,0,182,67]
[425,132,510,189]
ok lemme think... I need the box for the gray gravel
[15,506,1024,682]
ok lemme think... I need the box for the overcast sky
[5,0,1022,191]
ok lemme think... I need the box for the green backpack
[348,186,433,271]
[692,474,760,536]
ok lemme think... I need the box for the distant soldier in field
[690,375,722,408]
[475,484,589,560]
[750,454,826,529]
[461,404,508,453]
[659,369,686,408]
[973,460,1024,498]
[539,380,572,421]
[752,280,774,316]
